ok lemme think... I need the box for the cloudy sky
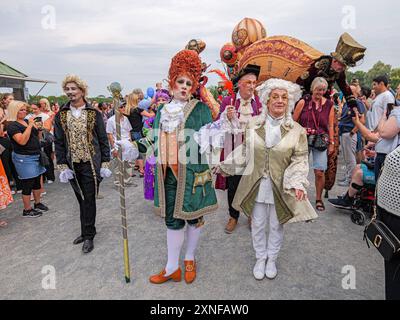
[1,0,399,97]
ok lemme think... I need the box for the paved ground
[0,161,384,300]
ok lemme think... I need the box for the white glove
[100,168,112,178]
[115,140,130,150]
[59,169,74,183]
[115,140,139,162]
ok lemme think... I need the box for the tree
[390,68,400,90]
[208,85,219,101]
[346,61,397,89]
[365,61,391,86]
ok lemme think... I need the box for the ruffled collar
[160,99,186,133]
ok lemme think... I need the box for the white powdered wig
[256,78,302,128]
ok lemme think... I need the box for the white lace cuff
[101,162,111,169]
[220,108,241,134]
[193,109,243,155]
[57,164,69,171]
[283,159,309,194]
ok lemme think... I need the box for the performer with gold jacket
[54,75,111,254]
[216,79,318,280]
[149,50,218,285]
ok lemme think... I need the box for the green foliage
[208,85,220,101]
[390,68,400,89]
[28,95,112,106]
[346,61,398,88]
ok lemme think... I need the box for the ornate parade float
[218,17,365,90]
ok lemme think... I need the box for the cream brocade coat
[220,116,318,225]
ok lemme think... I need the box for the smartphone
[34,116,43,129]
[387,103,394,118]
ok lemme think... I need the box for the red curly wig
[168,49,202,94]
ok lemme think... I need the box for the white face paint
[64,82,85,105]
[173,75,193,102]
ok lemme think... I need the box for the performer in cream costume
[218,79,318,280]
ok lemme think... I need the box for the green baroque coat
[153,99,218,220]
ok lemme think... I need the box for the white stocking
[184,224,202,261]
[165,228,185,276]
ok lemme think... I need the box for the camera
[306,127,316,136]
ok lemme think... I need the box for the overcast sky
[1,0,399,97]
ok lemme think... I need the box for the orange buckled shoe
[184,260,196,284]
[149,268,182,284]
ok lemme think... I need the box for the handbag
[364,188,400,261]
[309,107,329,151]
[39,150,50,167]
[313,133,329,151]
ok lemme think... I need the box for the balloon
[146,87,155,98]
[144,94,148,99]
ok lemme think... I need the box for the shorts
[131,131,143,142]
[12,152,46,180]
[309,147,328,171]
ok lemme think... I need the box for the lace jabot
[265,114,284,148]
[160,100,186,133]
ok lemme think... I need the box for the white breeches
[251,202,284,261]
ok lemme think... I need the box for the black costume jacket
[297,55,356,106]
[54,101,110,193]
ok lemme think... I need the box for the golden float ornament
[238,35,324,84]
[220,42,238,65]
[231,17,267,54]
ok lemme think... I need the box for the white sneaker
[253,259,266,280]
[47,180,54,184]
[265,259,277,280]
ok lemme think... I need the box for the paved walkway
[0,165,384,299]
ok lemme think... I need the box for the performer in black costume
[54,75,111,254]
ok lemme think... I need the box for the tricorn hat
[232,64,261,85]
[331,33,366,68]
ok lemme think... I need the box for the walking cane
[108,82,131,283]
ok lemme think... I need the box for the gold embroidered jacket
[54,102,111,180]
